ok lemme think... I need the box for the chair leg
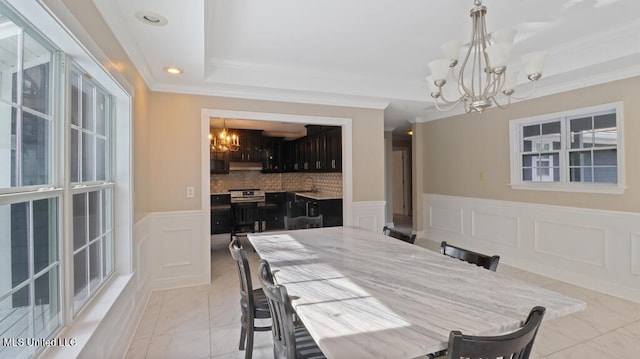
[239,325,246,350]
[244,325,254,359]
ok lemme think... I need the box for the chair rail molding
[422,193,640,303]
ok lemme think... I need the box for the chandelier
[427,0,547,113]
[210,119,240,152]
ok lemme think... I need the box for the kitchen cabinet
[264,192,286,229]
[210,151,229,174]
[292,194,343,227]
[211,194,231,234]
[325,127,342,171]
[261,137,283,172]
[230,129,263,162]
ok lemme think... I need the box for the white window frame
[509,102,625,194]
[3,0,134,357]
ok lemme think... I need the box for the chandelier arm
[433,96,468,112]
[491,94,512,110]
[509,79,539,100]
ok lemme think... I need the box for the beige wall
[418,76,640,230]
[149,92,385,212]
[52,0,386,216]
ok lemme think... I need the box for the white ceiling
[93,0,640,134]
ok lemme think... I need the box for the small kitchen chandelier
[426,0,547,113]
[210,119,240,152]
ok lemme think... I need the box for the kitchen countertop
[211,191,342,200]
[291,191,342,200]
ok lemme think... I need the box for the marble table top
[248,226,586,359]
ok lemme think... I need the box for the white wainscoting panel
[471,210,519,247]
[423,193,640,303]
[351,201,386,233]
[428,204,463,236]
[632,234,640,276]
[534,220,607,267]
[149,210,210,290]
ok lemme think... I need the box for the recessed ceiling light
[164,67,183,75]
[135,11,168,26]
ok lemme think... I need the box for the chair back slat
[447,306,546,359]
[441,241,500,271]
[382,226,416,244]
[229,237,254,308]
[259,259,298,359]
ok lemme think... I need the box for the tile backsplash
[210,171,342,194]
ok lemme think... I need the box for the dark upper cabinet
[326,127,342,171]
[229,129,263,162]
[262,137,283,172]
[299,125,341,173]
[210,151,229,174]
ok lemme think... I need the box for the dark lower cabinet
[264,192,286,230]
[293,194,343,227]
[211,210,231,234]
[211,194,231,234]
[317,199,343,227]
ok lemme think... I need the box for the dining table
[247,226,587,359]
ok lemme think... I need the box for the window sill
[42,273,133,359]
[509,183,626,195]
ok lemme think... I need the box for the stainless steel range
[229,189,265,203]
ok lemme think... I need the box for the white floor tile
[125,245,640,359]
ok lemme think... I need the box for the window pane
[71,128,80,182]
[88,190,100,240]
[23,33,52,115]
[33,198,58,273]
[81,77,94,131]
[521,124,539,152]
[71,71,80,126]
[0,103,15,188]
[34,268,61,338]
[570,151,592,167]
[593,149,617,166]
[96,137,106,181]
[73,193,86,250]
[570,167,593,183]
[0,285,31,342]
[594,113,616,130]
[9,202,29,287]
[594,128,616,147]
[73,250,88,310]
[0,20,19,104]
[82,131,94,181]
[594,167,617,183]
[570,117,593,149]
[89,241,101,289]
[103,232,113,276]
[96,89,107,135]
[21,112,50,185]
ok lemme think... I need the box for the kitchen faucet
[304,176,317,192]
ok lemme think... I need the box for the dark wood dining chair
[258,259,326,359]
[231,202,259,236]
[440,241,500,271]
[229,236,271,359]
[283,215,323,230]
[382,225,416,244]
[445,306,546,359]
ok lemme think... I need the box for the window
[509,102,624,194]
[0,10,61,359]
[70,67,114,312]
[0,6,117,358]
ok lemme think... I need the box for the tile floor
[125,235,640,359]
